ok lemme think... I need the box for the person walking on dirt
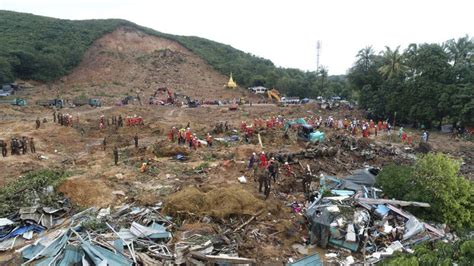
[264,170,271,199]
[1,140,7,157]
[401,131,407,143]
[248,152,257,170]
[258,168,265,193]
[21,136,28,154]
[283,162,295,177]
[118,115,123,127]
[268,160,277,183]
[53,111,56,123]
[259,152,267,168]
[302,170,312,194]
[35,117,41,129]
[16,138,22,154]
[191,135,199,150]
[177,129,182,144]
[134,134,139,148]
[30,137,35,153]
[168,127,177,142]
[421,131,428,143]
[185,128,192,145]
[103,137,107,151]
[113,146,119,165]
[206,133,213,147]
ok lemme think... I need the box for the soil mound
[163,186,264,219]
[58,177,114,207]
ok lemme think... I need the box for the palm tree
[446,35,473,66]
[378,46,407,79]
[356,46,375,73]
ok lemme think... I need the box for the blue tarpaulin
[287,253,322,266]
[0,224,44,241]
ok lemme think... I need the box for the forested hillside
[0,10,344,98]
[0,11,128,82]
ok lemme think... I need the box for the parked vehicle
[0,98,27,106]
[248,86,268,94]
[36,99,64,108]
[73,98,102,107]
[280,97,300,106]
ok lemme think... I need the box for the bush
[381,239,474,266]
[377,153,473,231]
[0,169,69,216]
[376,164,413,199]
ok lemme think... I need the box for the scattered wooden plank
[356,198,430,208]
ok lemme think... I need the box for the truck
[73,98,102,107]
[0,98,27,106]
[36,99,64,108]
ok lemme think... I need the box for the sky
[1,0,473,75]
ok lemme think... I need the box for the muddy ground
[1,101,472,264]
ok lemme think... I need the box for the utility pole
[316,40,321,74]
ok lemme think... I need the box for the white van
[248,86,268,94]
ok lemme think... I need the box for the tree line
[0,10,130,83]
[348,36,474,128]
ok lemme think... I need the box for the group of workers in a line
[0,137,36,157]
[168,127,213,149]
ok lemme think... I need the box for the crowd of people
[0,137,36,157]
[236,114,427,142]
[98,114,144,129]
[167,126,213,150]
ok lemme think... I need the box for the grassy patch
[0,169,69,216]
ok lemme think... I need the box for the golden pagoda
[225,73,237,89]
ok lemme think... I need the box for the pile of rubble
[304,168,448,264]
[0,200,258,265]
[273,134,417,165]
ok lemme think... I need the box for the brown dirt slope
[50,27,250,102]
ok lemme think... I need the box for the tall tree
[356,46,376,73]
[378,46,407,79]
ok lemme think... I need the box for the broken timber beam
[233,210,264,233]
[189,252,256,265]
[356,198,430,208]
[257,133,263,148]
